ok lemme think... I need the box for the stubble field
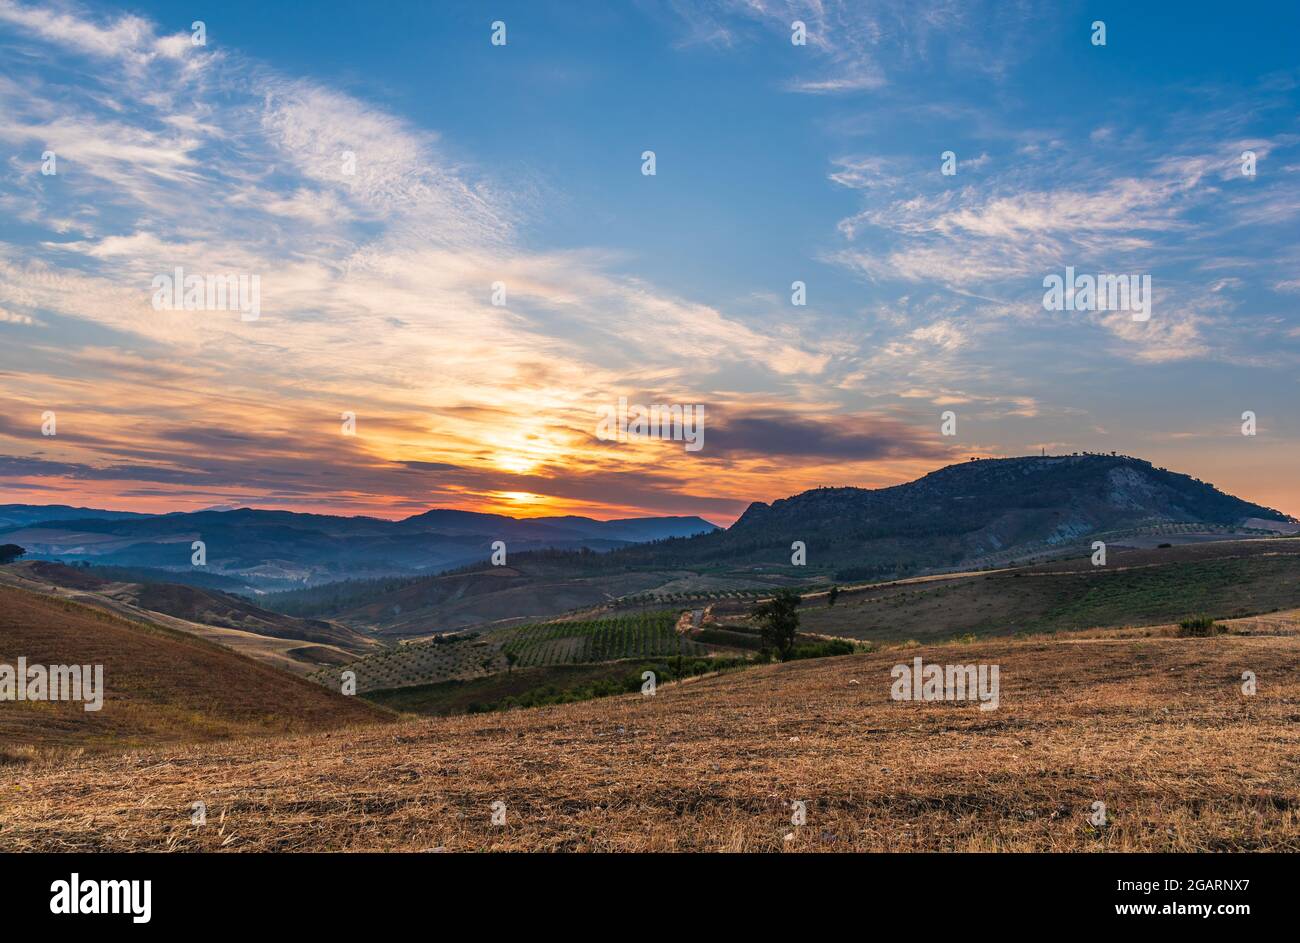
[4,630,1297,852]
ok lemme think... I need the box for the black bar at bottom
[1,851,1279,929]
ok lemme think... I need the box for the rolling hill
[303,559,679,638]
[788,538,1300,643]
[0,584,390,761]
[0,561,378,674]
[12,561,372,647]
[255,454,1297,636]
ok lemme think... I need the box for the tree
[0,544,26,565]
[753,589,801,661]
[505,651,518,674]
[828,585,840,607]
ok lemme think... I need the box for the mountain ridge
[734,453,1291,529]
[0,505,719,590]
[3,453,1289,596]
[609,453,1293,577]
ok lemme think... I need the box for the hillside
[257,454,1295,633]
[0,585,390,760]
[279,556,678,637]
[4,627,1297,850]
[786,539,1300,642]
[0,563,374,675]
[613,453,1293,575]
[5,560,375,649]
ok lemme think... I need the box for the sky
[0,0,1298,525]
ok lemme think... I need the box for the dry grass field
[0,563,374,675]
[3,630,1297,852]
[0,586,390,761]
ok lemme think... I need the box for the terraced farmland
[308,612,716,695]
[308,634,505,694]
[500,612,707,667]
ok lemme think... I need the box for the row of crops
[307,635,502,693]
[621,590,770,605]
[309,610,730,695]
[499,611,708,668]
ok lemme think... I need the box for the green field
[363,655,750,717]
[309,611,720,695]
[796,547,1300,643]
[306,633,503,693]
[499,611,707,666]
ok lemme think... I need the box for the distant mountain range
[238,453,1299,636]
[0,504,152,530]
[0,506,719,590]
[3,454,1293,600]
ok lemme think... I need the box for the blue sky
[1,0,1298,521]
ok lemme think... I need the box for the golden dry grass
[3,633,1297,852]
[0,566,365,675]
[0,585,390,758]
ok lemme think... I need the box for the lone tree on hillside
[0,544,26,565]
[754,589,801,661]
[828,585,840,607]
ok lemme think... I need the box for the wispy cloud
[0,0,885,519]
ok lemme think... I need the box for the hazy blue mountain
[0,505,718,589]
[0,504,152,530]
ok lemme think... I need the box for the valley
[3,453,1299,852]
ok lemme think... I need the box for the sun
[498,491,541,504]
[495,453,539,475]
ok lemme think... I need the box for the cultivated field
[4,631,1297,851]
[310,611,717,694]
[499,611,708,666]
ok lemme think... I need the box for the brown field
[0,562,376,674]
[0,586,390,760]
[3,630,1297,851]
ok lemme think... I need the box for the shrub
[784,639,855,661]
[1176,614,1222,637]
[693,628,764,650]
